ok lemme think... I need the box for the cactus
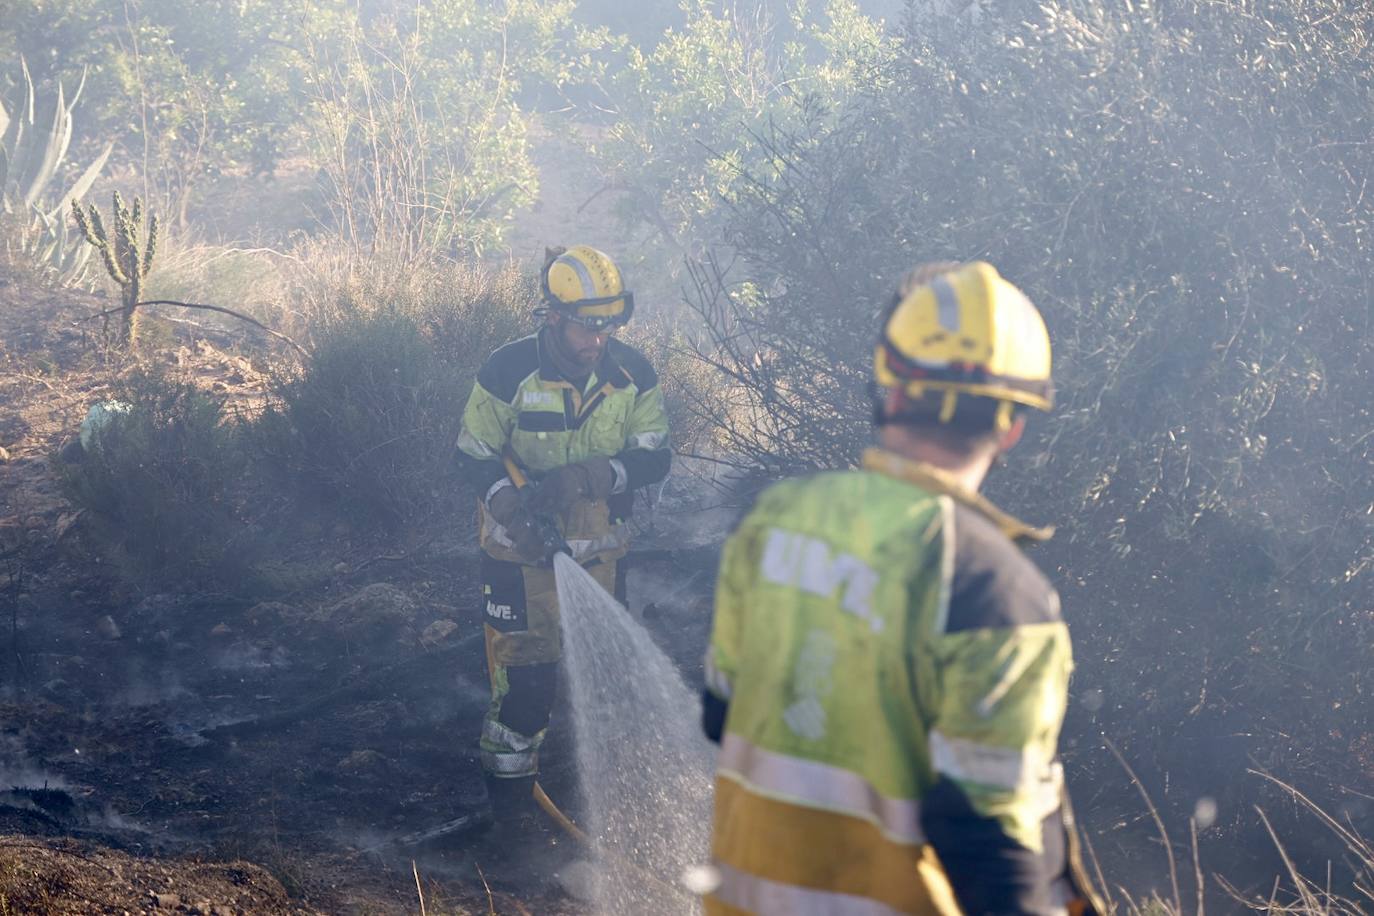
[1,57,113,286]
[72,191,160,344]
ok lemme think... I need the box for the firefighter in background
[702,261,1102,915]
[457,245,670,818]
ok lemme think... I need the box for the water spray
[531,780,683,901]
[502,451,713,912]
[554,551,714,914]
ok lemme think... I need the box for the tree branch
[78,299,309,359]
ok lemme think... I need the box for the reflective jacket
[704,448,1091,915]
[457,330,670,563]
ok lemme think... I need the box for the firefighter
[702,261,1102,915]
[457,245,671,819]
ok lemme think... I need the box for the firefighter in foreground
[702,261,1102,915]
[457,245,670,822]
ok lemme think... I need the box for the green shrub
[300,0,594,260]
[258,257,533,527]
[594,0,891,270]
[59,365,251,589]
[260,312,460,528]
[406,261,540,385]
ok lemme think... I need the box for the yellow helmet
[541,245,635,330]
[873,261,1053,431]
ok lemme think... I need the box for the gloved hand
[527,457,616,516]
[486,484,546,564]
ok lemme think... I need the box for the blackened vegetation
[682,0,1372,889]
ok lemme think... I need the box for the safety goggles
[556,292,635,331]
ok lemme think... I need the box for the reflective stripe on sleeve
[629,430,668,450]
[710,862,907,916]
[718,734,923,844]
[704,652,733,700]
[609,458,628,495]
[933,495,956,634]
[928,728,1062,807]
[457,428,499,460]
[485,477,514,503]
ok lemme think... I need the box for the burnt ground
[0,275,723,913]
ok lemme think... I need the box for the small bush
[59,366,252,589]
[257,256,534,527]
[260,312,463,527]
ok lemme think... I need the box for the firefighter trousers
[477,552,626,779]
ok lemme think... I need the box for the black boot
[479,773,574,878]
[483,772,540,822]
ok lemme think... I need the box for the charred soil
[0,277,648,913]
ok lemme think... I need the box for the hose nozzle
[535,514,572,566]
[503,449,571,566]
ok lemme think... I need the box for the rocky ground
[0,274,722,914]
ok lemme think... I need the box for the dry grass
[1088,749,1374,915]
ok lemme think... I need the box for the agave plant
[0,58,112,285]
[7,199,94,281]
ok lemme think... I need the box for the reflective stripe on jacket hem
[711,766,962,913]
[718,734,924,844]
[709,862,910,916]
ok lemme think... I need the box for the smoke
[0,734,69,793]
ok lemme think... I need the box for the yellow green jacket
[704,448,1083,915]
[457,330,670,562]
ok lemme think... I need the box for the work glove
[527,457,616,516]
[486,484,546,565]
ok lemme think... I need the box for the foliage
[0,58,111,285]
[58,365,252,589]
[72,191,160,344]
[301,0,598,260]
[683,0,1374,835]
[258,256,534,526]
[593,0,893,267]
[0,0,321,221]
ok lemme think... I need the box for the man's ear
[997,414,1027,453]
[882,387,905,417]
